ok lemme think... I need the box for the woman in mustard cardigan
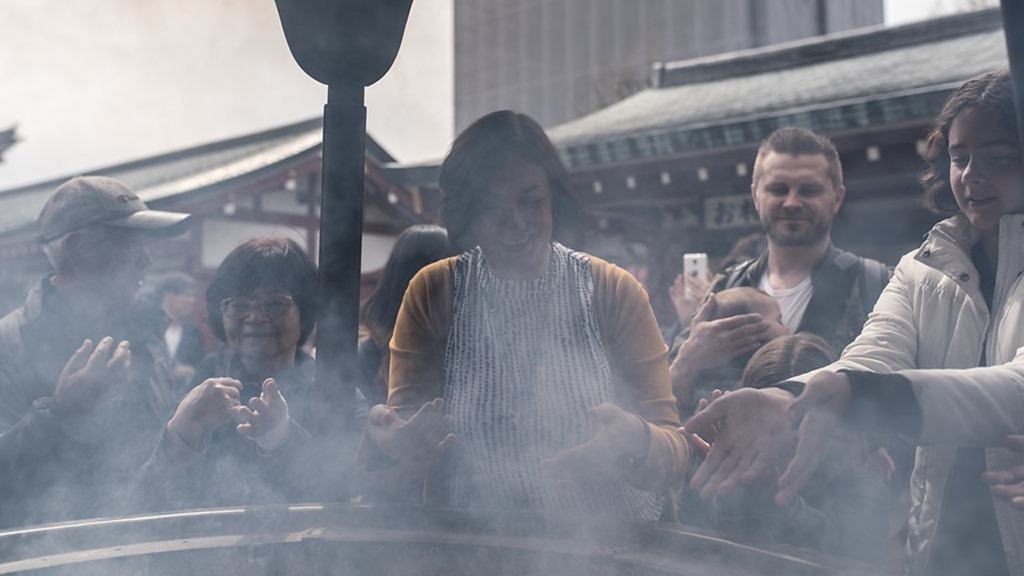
[362,111,689,518]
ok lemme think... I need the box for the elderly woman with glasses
[139,237,324,509]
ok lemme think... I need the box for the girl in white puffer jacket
[780,69,1024,576]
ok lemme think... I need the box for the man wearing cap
[0,176,190,527]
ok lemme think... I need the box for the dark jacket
[670,246,890,413]
[0,278,176,528]
[138,349,369,510]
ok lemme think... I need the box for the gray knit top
[442,243,659,518]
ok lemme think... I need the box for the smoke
[0,230,890,575]
[0,2,996,572]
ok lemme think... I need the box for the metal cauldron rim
[0,504,879,575]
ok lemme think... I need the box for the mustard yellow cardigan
[387,254,690,497]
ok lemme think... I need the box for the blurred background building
[398,7,1006,325]
[0,119,435,316]
[454,0,884,132]
[0,0,1004,327]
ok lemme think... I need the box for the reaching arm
[790,254,921,385]
[386,260,452,416]
[594,259,690,493]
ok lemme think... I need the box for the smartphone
[682,253,708,300]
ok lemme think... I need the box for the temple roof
[548,8,1007,169]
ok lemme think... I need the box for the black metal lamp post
[273,0,414,491]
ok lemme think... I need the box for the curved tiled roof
[548,9,1007,168]
[0,119,397,238]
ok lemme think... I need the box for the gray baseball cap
[36,176,191,243]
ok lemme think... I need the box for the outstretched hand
[367,397,455,474]
[683,387,796,501]
[167,378,243,451]
[680,388,725,457]
[983,435,1024,508]
[236,378,290,450]
[540,403,648,481]
[776,371,851,506]
[53,337,132,417]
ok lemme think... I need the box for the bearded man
[670,127,890,415]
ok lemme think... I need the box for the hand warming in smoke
[540,403,649,481]
[167,378,243,451]
[53,337,132,417]
[235,378,291,452]
[776,371,852,506]
[983,435,1024,508]
[680,388,725,457]
[367,397,455,474]
[683,387,796,502]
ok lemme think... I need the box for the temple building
[0,118,432,314]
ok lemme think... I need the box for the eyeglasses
[220,295,296,319]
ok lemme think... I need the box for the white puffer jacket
[804,213,1024,576]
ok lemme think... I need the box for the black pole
[272,0,414,501]
[312,83,364,495]
[1001,0,1024,148]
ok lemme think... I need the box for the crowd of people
[0,68,1022,576]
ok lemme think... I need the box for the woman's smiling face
[948,107,1024,234]
[470,156,554,279]
[221,287,302,363]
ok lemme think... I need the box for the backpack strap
[858,258,891,312]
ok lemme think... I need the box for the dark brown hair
[752,127,843,191]
[361,224,455,342]
[439,110,579,251]
[920,69,1017,215]
[205,237,318,345]
[740,333,836,389]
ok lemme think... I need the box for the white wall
[201,219,310,270]
[201,218,397,273]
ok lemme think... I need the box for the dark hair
[361,225,455,342]
[752,127,843,191]
[439,110,579,251]
[921,69,1017,215]
[740,333,836,389]
[205,237,318,345]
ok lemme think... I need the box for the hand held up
[167,378,243,451]
[236,378,291,451]
[53,337,132,417]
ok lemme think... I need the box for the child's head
[697,287,788,340]
[740,332,836,389]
